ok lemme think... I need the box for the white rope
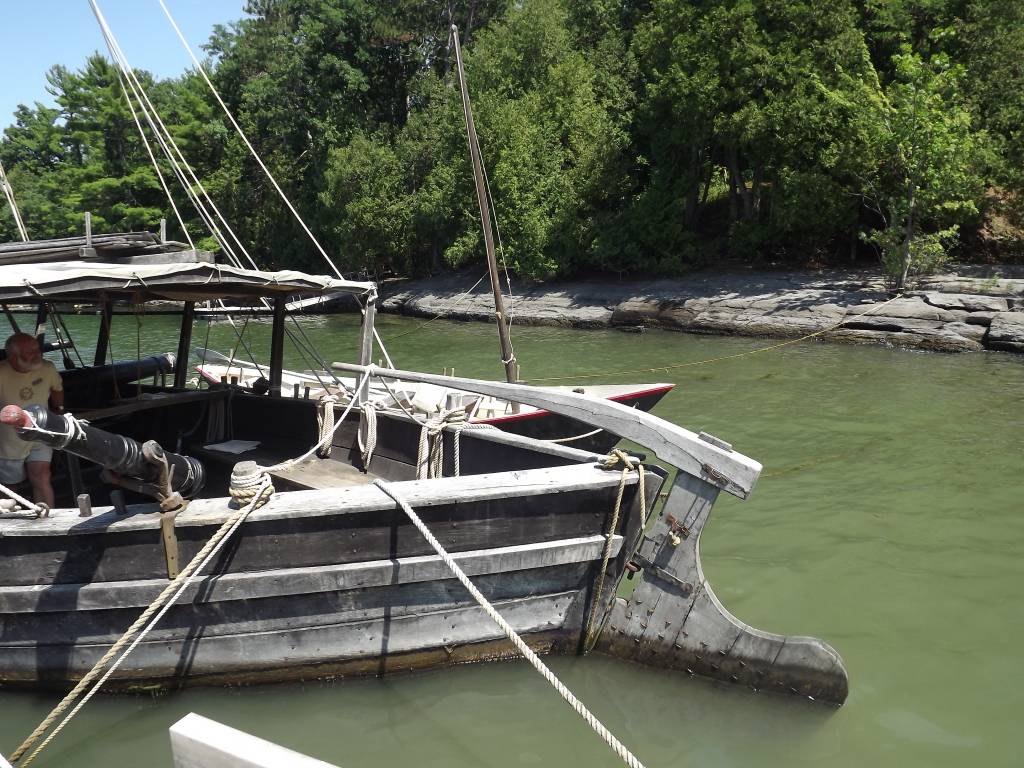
[155,0,398,373]
[92,2,242,265]
[373,479,645,768]
[316,394,339,458]
[11,472,275,767]
[158,0,338,276]
[583,450,646,651]
[116,74,194,249]
[264,371,370,474]
[0,481,43,517]
[0,159,29,241]
[544,427,605,444]
[357,402,377,468]
[415,409,468,479]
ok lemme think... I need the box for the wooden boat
[0,254,847,705]
[193,348,674,453]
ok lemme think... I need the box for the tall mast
[451,25,518,384]
[0,159,29,242]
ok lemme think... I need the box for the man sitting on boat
[0,333,64,506]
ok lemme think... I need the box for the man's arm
[48,366,64,413]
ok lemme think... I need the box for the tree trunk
[725,145,754,222]
[897,180,916,291]
[683,144,702,228]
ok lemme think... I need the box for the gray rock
[987,312,1024,352]
[378,269,1024,356]
[913,292,1009,312]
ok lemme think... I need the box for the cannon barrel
[0,404,204,500]
[61,353,177,407]
[60,353,176,389]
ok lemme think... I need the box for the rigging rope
[155,0,398,373]
[373,478,645,768]
[583,450,646,651]
[116,73,194,250]
[357,402,377,468]
[10,373,371,766]
[384,272,489,342]
[316,394,339,458]
[9,472,275,767]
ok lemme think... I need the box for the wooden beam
[94,301,113,366]
[169,713,341,768]
[333,363,762,498]
[0,462,635,535]
[452,26,517,384]
[174,301,195,389]
[33,302,47,345]
[268,296,285,396]
[0,535,621,613]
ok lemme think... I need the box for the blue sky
[1,1,247,129]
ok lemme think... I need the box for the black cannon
[0,404,205,506]
[61,353,177,409]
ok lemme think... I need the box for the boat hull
[0,463,662,690]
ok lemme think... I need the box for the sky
[1,0,248,129]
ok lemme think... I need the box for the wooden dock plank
[170,713,341,768]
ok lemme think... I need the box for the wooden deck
[192,442,377,491]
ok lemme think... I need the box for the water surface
[1,311,1020,767]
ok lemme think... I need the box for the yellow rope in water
[384,272,490,343]
[525,293,903,383]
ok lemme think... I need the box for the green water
[1,312,1022,767]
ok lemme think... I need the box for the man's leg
[0,458,28,499]
[26,460,54,507]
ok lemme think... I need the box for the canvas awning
[0,261,375,303]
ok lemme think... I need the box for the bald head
[5,333,42,373]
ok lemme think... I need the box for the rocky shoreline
[380,266,1024,354]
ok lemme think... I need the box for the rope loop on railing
[583,449,647,651]
[357,402,378,468]
[316,393,340,458]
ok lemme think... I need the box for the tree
[865,49,986,289]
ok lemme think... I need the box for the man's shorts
[0,445,53,484]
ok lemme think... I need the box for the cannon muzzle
[1,405,205,502]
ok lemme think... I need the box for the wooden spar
[0,158,29,242]
[174,300,195,389]
[170,714,342,768]
[451,25,517,385]
[269,295,286,396]
[333,362,761,498]
[94,300,113,366]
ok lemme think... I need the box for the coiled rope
[583,450,646,651]
[357,402,377,468]
[373,478,645,768]
[0,481,44,518]
[316,393,339,458]
[416,409,467,479]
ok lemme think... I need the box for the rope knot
[585,448,647,653]
[600,448,641,472]
[228,461,274,510]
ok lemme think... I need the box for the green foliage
[1,0,1021,277]
[864,50,987,287]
